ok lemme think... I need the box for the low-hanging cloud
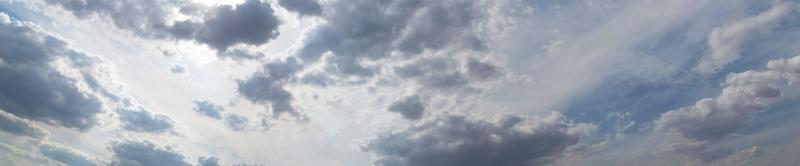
[362,113,592,166]
[110,140,190,166]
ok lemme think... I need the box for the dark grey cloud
[465,59,501,80]
[117,108,175,134]
[191,0,281,51]
[0,13,106,130]
[387,95,425,120]
[237,58,302,118]
[362,113,587,166]
[224,113,249,131]
[197,156,220,166]
[278,0,322,16]
[193,100,225,119]
[656,55,800,162]
[0,111,46,138]
[38,144,98,166]
[47,0,281,52]
[110,140,190,166]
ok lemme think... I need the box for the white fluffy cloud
[695,1,798,73]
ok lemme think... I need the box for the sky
[0,0,799,165]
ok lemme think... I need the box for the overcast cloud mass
[0,0,799,165]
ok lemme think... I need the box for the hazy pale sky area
[1,0,800,165]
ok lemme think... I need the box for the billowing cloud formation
[117,108,175,134]
[46,0,281,52]
[0,111,46,138]
[224,114,249,131]
[362,113,590,166]
[0,12,107,130]
[197,156,220,166]
[38,144,98,166]
[658,54,800,161]
[387,94,425,120]
[278,0,322,16]
[239,0,499,119]
[695,2,798,73]
[193,100,224,119]
[110,140,189,166]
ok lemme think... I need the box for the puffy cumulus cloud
[197,156,220,166]
[38,144,99,166]
[117,108,175,134]
[0,12,111,130]
[189,0,281,51]
[657,54,800,161]
[193,100,225,119]
[237,58,302,118]
[695,1,798,73]
[278,0,322,16]
[46,0,281,53]
[110,140,190,166]
[387,94,425,120]
[361,113,592,166]
[0,111,46,139]
[224,113,249,131]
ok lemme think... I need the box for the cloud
[170,65,185,74]
[695,1,798,73]
[224,113,249,131]
[117,108,175,134]
[278,0,322,16]
[0,142,50,165]
[46,0,281,52]
[190,0,281,51]
[38,144,98,166]
[237,58,302,118]
[193,100,225,119]
[387,94,425,120]
[657,54,800,161]
[0,110,46,138]
[295,0,487,67]
[197,156,220,166]
[0,12,108,130]
[361,112,591,166]
[237,0,502,121]
[110,140,190,166]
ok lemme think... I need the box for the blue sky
[0,0,799,165]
